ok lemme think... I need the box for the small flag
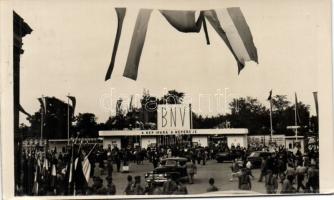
[19,104,32,118]
[82,157,91,183]
[38,97,46,115]
[67,95,76,115]
[267,90,272,100]
[295,92,300,123]
[313,92,318,117]
[129,95,133,111]
[68,162,73,183]
[204,8,258,73]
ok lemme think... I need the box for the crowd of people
[15,140,319,196]
[229,145,319,194]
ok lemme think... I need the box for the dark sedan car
[216,152,234,163]
[145,157,188,185]
[246,151,274,168]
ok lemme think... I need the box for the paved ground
[91,159,276,195]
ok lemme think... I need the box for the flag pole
[41,95,44,140]
[67,94,70,145]
[294,92,298,141]
[269,97,273,144]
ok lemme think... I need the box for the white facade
[192,136,208,147]
[227,135,248,148]
[99,128,248,149]
[141,137,157,149]
[285,137,305,153]
[103,137,121,149]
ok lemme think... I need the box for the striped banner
[205,8,258,73]
[123,9,153,80]
[104,8,257,81]
[105,8,126,81]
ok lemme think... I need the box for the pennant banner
[106,8,258,81]
[123,9,153,80]
[160,10,203,33]
[82,157,91,183]
[38,97,46,115]
[105,8,126,81]
[67,96,76,115]
[19,104,32,117]
[267,90,272,100]
[313,92,319,117]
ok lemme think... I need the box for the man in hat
[186,161,197,184]
[238,168,252,190]
[133,176,145,195]
[162,174,178,195]
[106,176,116,195]
[173,180,188,195]
[106,145,113,178]
[91,177,107,195]
[206,178,219,192]
[265,169,278,194]
[124,175,134,195]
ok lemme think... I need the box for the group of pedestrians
[15,140,319,196]
[228,145,319,194]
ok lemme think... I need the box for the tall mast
[41,95,44,140]
[67,94,70,145]
[295,92,298,140]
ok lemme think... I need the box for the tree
[227,97,269,134]
[74,113,98,137]
[25,96,74,139]
[271,95,310,135]
[272,95,290,112]
[161,90,185,104]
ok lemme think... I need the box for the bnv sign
[157,104,190,130]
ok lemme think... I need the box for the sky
[13,0,327,124]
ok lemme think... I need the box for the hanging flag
[160,10,210,44]
[123,9,153,80]
[129,95,133,111]
[81,157,91,183]
[116,98,123,115]
[295,92,301,123]
[68,159,73,183]
[313,92,318,117]
[267,90,272,100]
[205,8,258,73]
[38,97,46,115]
[160,10,203,32]
[105,8,257,81]
[67,96,76,115]
[19,104,32,118]
[105,8,126,81]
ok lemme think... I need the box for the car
[246,151,274,168]
[144,157,189,185]
[215,152,234,163]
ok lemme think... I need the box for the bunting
[105,8,126,81]
[123,9,153,80]
[105,7,258,81]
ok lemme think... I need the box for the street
[95,159,272,195]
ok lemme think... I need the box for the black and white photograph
[1,0,333,199]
